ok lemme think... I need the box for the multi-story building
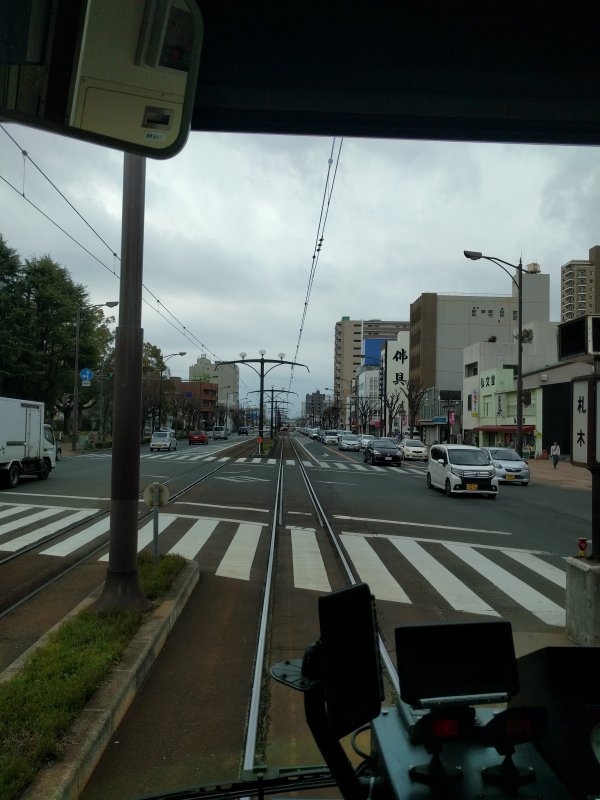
[189,355,239,410]
[304,390,327,427]
[560,245,600,322]
[409,265,550,391]
[333,317,409,426]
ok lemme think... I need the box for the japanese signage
[572,378,591,465]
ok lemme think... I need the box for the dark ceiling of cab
[191,1,600,146]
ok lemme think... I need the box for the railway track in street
[4,431,578,799]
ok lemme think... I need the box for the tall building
[303,390,327,426]
[409,265,550,392]
[333,318,409,422]
[560,245,600,321]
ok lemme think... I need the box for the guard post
[143,481,169,561]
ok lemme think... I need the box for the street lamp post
[464,250,524,454]
[73,301,118,452]
[157,351,186,430]
[218,351,309,453]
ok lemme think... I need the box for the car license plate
[385,456,392,461]
[506,474,515,480]
[466,483,478,491]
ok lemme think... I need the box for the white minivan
[212,425,229,440]
[427,444,498,499]
[150,430,177,452]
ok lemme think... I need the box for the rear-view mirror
[0,0,203,159]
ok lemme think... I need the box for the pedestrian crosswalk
[138,452,425,475]
[1,502,566,627]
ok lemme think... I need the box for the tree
[404,379,428,433]
[356,395,378,434]
[383,389,406,435]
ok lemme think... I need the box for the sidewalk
[527,456,592,489]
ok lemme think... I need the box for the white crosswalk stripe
[0,502,567,625]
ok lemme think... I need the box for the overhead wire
[0,123,222,362]
[287,137,343,399]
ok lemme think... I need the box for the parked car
[188,430,208,445]
[338,433,361,451]
[364,437,403,465]
[398,438,428,461]
[427,444,498,498]
[213,425,229,440]
[150,430,177,452]
[322,430,339,445]
[238,426,249,435]
[482,447,530,485]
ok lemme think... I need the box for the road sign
[80,368,93,381]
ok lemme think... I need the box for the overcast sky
[2,123,600,417]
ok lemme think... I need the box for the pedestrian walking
[550,441,560,469]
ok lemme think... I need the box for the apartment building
[189,354,239,408]
[333,317,409,407]
[560,245,600,321]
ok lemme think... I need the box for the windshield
[378,438,397,447]
[488,449,522,461]
[152,432,167,439]
[448,449,490,466]
[404,440,423,447]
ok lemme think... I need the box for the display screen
[395,620,519,708]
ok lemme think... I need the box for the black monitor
[395,620,519,709]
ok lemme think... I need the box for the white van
[427,444,498,499]
[213,425,229,440]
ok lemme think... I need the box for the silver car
[482,447,530,485]
[338,433,360,451]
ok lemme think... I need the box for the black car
[364,437,402,466]
[238,426,249,435]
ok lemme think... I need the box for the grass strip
[0,552,185,800]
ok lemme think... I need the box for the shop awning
[473,425,535,433]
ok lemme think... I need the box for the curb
[16,561,199,800]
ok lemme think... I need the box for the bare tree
[355,396,378,434]
[383,389,406,436]
[405,379,428,433]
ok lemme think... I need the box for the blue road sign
[80,368,94,381]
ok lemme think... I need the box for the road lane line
[340,534,411,603]
[335,515,512,536]
[288,527,331,592]
[390,538,499,616]
[445,543,565,626]
[168,517,220,559]
[502,550,567,588]
[216,522,263,580]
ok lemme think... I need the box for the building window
[513,310,518,320]
[499,307,504,317]
[471,307,476,316]
[488,309,493,317]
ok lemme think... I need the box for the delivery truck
[0,397,56,488]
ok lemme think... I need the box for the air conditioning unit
[558,315,600,360]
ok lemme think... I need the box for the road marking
[341,534,411,603]
[168,517,220,559]
[216,475,270,483]
[177,502,269,513]
[216,522,263,580]
[288,526,331,591]
[502,550,566,588]
[41,518,110,556]
[335,515,512,536]
[445,543,565,626]
[1,508,99,550]
[389,538,499,616]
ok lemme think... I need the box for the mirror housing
[0,0,203,159]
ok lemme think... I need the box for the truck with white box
[0,397,56,488]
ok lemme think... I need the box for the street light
[157,351,186,430]
[73,301,119,452]
[464,250,524,454]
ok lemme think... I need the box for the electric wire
[287,137,343,398]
